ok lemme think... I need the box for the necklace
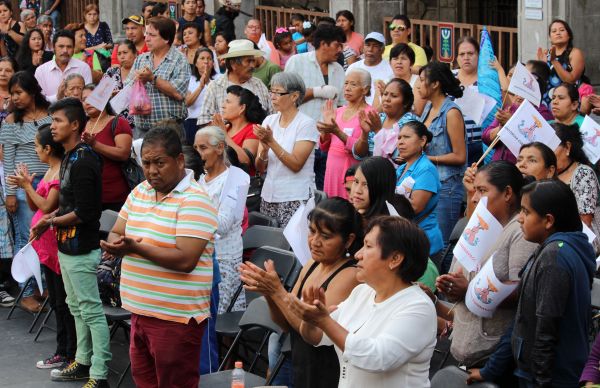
[557,160,576,176]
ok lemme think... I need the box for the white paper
[110,83,133,114]
[455,86,486,125]
[386,200,399,216]
[219,166,250,225]
[583,222,596,244]
[85,75,117,112]
[480,93,498,125]
[283,197,315,266]
[508,62,541,107]
[453,197,504,272]
[498,100,560,157]
[395,176,416,198]
[11,242,43,294]
[580,115,600,164]
[525,8,543,20]
[465,255,519,318]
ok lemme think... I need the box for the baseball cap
[122,15,145,26]
[365,32,385,45]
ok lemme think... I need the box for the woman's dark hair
[335,10,355,31]
[183,144,204,180]
[477,161,528,209]
[290,13,305,23]
[456,36,480,55]
[385,78,414,112]
[0,0,12,13]
[225,145,248,173]
[344,165,356,180]
[366,216,430,282]
[191,47,216,80]
[400,120,433,145]
[313,24,345,49]
[521,179,582,233]
[555,82,580,104]
[308,197,364,257]
[419,61,463,98]
[84,83,116,116]
[214,31,231,46]
[519,142,557,171]
[181,22,206,47]
[553,122,590,165]
[15,29,44,71]
[119,39,137,55]
[225,85,267,124]
[273,30,293,50]
[389,43,415,65]
[357,156,397,221]
[150,2,168,17]
[549,19,574,49]
[387,193,415,220]
[9,71,50,124]
[525,60,550,93]
[36,123,64,159]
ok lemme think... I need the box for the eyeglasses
[389,24,407,32]
[270,90,291,97]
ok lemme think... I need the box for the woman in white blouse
[291,216,437,387]
[254,72,319,227]
[194,125,249,313]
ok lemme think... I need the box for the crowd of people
[0,1,600,387]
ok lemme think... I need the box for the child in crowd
[273,28,295,70]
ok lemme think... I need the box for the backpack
[111,116,145,190]
[97,256,122,307]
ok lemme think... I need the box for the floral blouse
[85,21,113,48]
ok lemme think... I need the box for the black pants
[43,264,76,359]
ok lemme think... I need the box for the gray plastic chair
[243,225,290,251]
[248,211,279,228]
[99,209,119,234]
[431,366,499,388]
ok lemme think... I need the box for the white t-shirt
[186,74,220,120]
[260,111,319,203]
[346,59,394,105]
[319,284,437,388]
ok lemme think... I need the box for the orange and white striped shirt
[118,170,218,324]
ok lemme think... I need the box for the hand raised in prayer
[358,109,382,134]
[100,236,143,257]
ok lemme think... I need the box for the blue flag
[477,27,502,163]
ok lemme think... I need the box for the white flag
[283,197,316,266]
[109,83,133,114]
[498,100,560,157]
[579,115,600,164]
[85,75,117,112]
[508,62,541,107]
[453,197,503,272]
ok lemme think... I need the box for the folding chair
[34,306,55,342]
[243,226,290,251]
[28,295,50,333]
[265,332,291,385]
[99,209,119,238]
[104,305,131,341]
[431,366,499,388]
[248,212,279,228]
[203,297,279,387]
[6,277,33,320]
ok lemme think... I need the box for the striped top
[118,170,218,324]
[0,116,51,195]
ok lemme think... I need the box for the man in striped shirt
[101,127,217,387]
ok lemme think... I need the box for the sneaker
[50,361,90,381]
[82,378,110,388]
[0,291,14,307]
[36,354,69,369]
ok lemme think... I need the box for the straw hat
[219,39,265,59]
[219,0,242,7]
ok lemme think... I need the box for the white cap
[364,32,386,45]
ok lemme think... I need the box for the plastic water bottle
[231,361,245,388]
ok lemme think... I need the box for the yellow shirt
[383,41,428,67]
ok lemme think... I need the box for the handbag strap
[413,205,435,225]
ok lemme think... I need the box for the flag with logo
[497,100,560,157]
[508,62,541,107]
[85,75,117,112]
[580,115,600,164]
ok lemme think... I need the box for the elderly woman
[318,69,374,199]
[20,9,37,31]
[240,197,363,387]
[37,14,53,51]
[254,71,319,227]
[57,73,84,101]
[291,216,437,387]
[195,126,249,313]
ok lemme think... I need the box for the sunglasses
[389,24,407,32]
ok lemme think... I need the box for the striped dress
[118,171,218,324]
[0,116,51,196]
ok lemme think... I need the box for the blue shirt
[292,32,308,54]
[420,97,466,181]
[396,152,444,255]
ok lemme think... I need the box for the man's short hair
[313,24,346,49]
[142,126,183,158]
[48,98,87,133]
[147,16,177,45]
[52,29,75,46]
[391,14,411,29]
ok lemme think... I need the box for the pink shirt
[346,32,364,55]
[31,179,60,274]
[34,58,93,102]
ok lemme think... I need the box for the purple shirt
[482,102,553,164]
[581,334,600,384]
[34,58,93,102]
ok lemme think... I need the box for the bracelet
[433,295,439,306]
[278,149,286,159]
[49,216,55,230]
[258,153,268,162]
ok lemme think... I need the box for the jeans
[59,249,111,379]
[437,175,464,273]
[130,313,206,388]
[43,264,76,359]
[47,10,60,31]
[199,279,219,374]
[268,332,294,387]
[15,176,43,297]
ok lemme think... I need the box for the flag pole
[476,135,502,166]
[88,107,106,135]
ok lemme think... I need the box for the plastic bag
[129,80,152,115]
